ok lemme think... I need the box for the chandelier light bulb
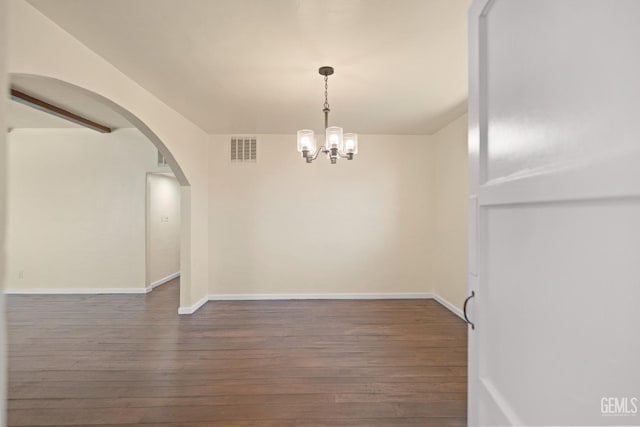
[344,133,358,154]
[326,126,343,151]
[297,129,316,154]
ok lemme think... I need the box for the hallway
[7,281,467,426]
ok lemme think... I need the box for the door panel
[484,0,640,184]
[468,0,640,425]
[482,201,640,424]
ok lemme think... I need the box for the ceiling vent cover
[230,136,257,163]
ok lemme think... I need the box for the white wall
[6,128,160,291]
[208,134,436,295]
[433,114,468,309]
[146,173,181,286]
[209,129,469,304]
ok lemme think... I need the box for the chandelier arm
[308,145,327,162]
[336,150,354,160]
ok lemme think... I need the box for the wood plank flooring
[6,280,467,426]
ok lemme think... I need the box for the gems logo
[601,397,638,416]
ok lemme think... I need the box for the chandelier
[297,66,358,164]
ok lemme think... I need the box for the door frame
[468,0,525,424]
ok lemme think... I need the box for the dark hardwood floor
[6,280,467,426]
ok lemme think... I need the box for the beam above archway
[10,88,112,133]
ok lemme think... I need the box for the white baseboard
[147,271,180,291]
[6,286,464,321]
[178,294,208,315]
[204,292,464,320]
[5,287,150,295]
[432,294,465,320]
[208,292,435,301]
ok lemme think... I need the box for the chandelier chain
[323,75,330,110]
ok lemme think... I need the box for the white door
[467,0,640,425]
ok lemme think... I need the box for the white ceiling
[9,75,134,130]
[27,0,470,135]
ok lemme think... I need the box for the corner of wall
[431,111,469,311]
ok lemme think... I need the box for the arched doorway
[7,73,195,309]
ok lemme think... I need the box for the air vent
[230,136,257,163]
